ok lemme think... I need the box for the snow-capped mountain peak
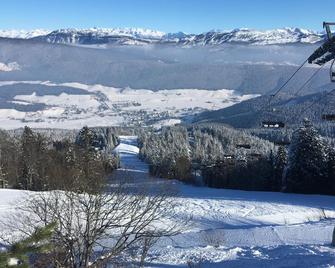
[0,29,51,39]
[0,27,326,45]
[48,27,166,39]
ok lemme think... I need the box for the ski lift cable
[282,63,326,108]
[258,59,310,116]
[292,63,326,97]
[258,59,327,124]
[296,88,335,121]
[259,25,334,113]
[270,59,309,99]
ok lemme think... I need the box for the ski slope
[112,136,335,267]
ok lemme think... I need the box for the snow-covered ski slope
[1,136,335,267]
[111,136,335,267]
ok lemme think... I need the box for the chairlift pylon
[324,22,335,40]
[331,59,335,82]
[308,22,335,83]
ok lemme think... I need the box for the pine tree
[274,146,287,191]
[284,120,328,194]
[0,222,56,267]
[18,127,48,190]
[327,147,335,194]
[75,126,103,151]
[18,126,37,190]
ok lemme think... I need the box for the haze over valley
[0,28,331,128]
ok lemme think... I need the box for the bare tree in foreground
[1,182,186,267]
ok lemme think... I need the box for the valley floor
[1,136,335,267]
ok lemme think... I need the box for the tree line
[139,122,335,195]
[0,125,120,191]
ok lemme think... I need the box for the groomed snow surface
[2,136,335,267]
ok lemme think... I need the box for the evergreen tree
[274,146,287,191]
[327,147,335,194]
[75,126,104,151]
[0,222,56,267]
[75,127,106,192]
[284,121,328,194]
[18,127,48,190]
[18,126,37,190]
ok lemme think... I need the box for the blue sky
[1,0,334,33]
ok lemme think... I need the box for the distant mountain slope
[0,27,326,46]
[166,28,324,46]
[0,29,51,39]
[193,91,335,128]
[33,28,165,46]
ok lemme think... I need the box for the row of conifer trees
[0,126,119,191]
[139,122,335,195]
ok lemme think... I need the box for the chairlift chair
[223,154,235,160]
[248,153,262,158]
[236,144,251,149]
[274,141,291,146]
[308,22,335,83]
[261,98,286,129]
[261,121,285,129]
[322,114,335,121]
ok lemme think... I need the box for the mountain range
[0,27,326,46]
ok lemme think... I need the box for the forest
[139,121,335,195]
[0,126,120,191]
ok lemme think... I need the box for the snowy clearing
[1,136,335,267]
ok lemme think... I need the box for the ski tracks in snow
[113,136,335,267]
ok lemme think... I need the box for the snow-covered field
[1,136,335,267]
[0,81,258,129]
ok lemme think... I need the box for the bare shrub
[0,182,187,267]
[201,229,224,248]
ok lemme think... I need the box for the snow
[110,136,335,267]
[172,27,324,45]
[48,27,166,40]
[152,119,182,129]
[0,29,51,39]
[0,27,325,45]
[1,136,335,267]
[14,92,100,110]
[0,81,258,129]
[0,62,20,72]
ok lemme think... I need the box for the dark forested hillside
[194,90,335,137]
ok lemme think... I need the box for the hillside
[194,90,335,131]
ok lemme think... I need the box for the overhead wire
[257,59,309,115]
[295,88,335,122]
